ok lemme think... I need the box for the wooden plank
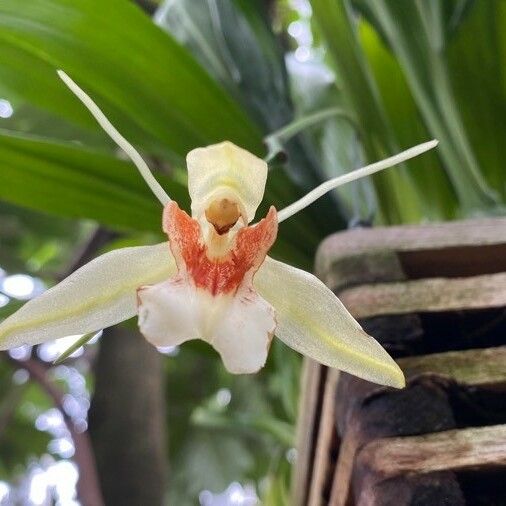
[340,273,506,319]
[330,376,457,506]
[310,218,506,505]
[357,424,506,478]
[317,218,506,268]
[307,369,340,506]
[316,250,406,293]
[398,346,506,387]
[316,218,506,283]
[311,221,413,505]
[356,472,465,506]
[329,425,360,506]
[291,359,325,506]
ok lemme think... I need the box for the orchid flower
[0,71,438,388]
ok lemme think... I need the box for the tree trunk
[89,327,167,505]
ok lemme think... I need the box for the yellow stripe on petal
[255,257,405,388]
[0,243,175,349]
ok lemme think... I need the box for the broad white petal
[255,257,405,388]
[0,243,175,349]
[138,280,275,374]
[187,141,268,223]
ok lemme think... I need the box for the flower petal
[186,141,268,223]
[137,278,199,348]
[138,281,275,374]
[254,257,405,388]
[211,287,275,373]
[0,243,175,349]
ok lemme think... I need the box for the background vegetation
[0,0,504,504]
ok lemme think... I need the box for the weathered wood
[329,424,360,506]
[317,218,506,275]
[340,273,506,319]
[354,424,506,505]
[317,250,406,292]
[292,359,325,506]
[298,217,506,505]
[317,219,506,288]
[356,424,506,478]
[330,376,458,506]
[398,345,506,387]
[360,314,424,356]
[357,472,465,506]
[307,369,340,506]
[400,243,506,279]
[307,226,416,506]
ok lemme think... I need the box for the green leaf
[0,129,322,267]
[447,0,506,201]
[0,0,264,158]
[312,0,424,223]
[0,0,346,267]
[262,470,291,506]
[358,22,458,220]
[355,0,499,212]
[155,0,292,132]
[192,408,294,447]
[0,130,189,232]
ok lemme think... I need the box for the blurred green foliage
[0,0,504,503]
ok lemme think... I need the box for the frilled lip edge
[136,203,279,373]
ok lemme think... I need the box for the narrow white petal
[276,140,438,223]
[57,69,171,206]
[0,243,175,349]
[255,257,405,388]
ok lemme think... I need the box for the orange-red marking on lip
[163,202,278,296]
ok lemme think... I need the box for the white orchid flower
[0,71,438,387]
